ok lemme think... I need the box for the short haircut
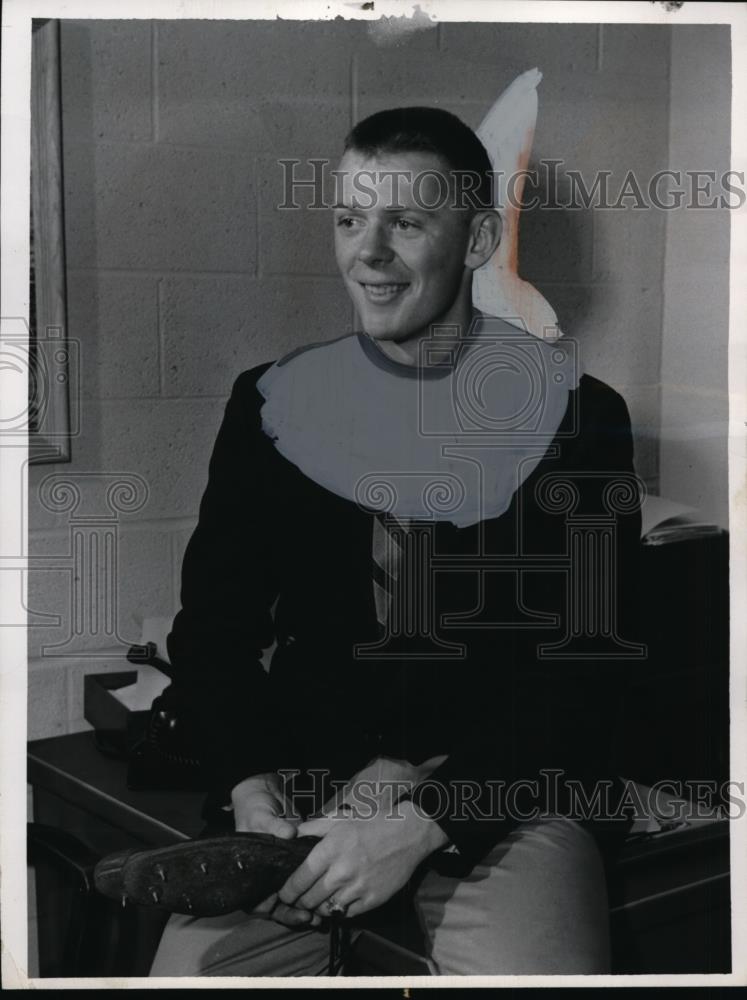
[343,106,495,211]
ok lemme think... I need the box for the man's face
[333,150,474,343]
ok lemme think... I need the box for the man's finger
[251,892,279,916]
[271,902,317,928]
[282,798,304,825]
[277,844,329,906]
[296,816,335,837]
[267,816,299,839]
[252,892,315,927]
[338,897,365,921]
[315,890,361,920]
[296,876,346,913]
[236,812,298,838]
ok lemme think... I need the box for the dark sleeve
[167,365,283,804]
[411,381,643,868]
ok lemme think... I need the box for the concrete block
[660,267,729,393]
[157,20,352,153]
[534,71,670,184]
[609,382,661,494]
[440,21,598,73]
[533,282,593,345]
[62,141,97,272]
[669,26,731,157]
[255,101,351,162]
[66,273,160,398]
[600,24,671,78]
[518,199,593,283]
[114,526,176,643]
[60,20,153,141]
[350,16,438,53]
[536,281,662,388]
[258,154,341,276]
[414,89,669,294]
[584,282,663,388]
[592,206,667,287]
[27,531,76,659]
[356,42,623,138]
[357,61,670,238]
[615,381,661,434]
[28,658,68,740]
[356,48,511,113]
[27,397,228,533]
[160,275,353,396]
[62,142,256,272]
[665,207,731,270]
[27,526,174,660]
[631,431,659,498]
[659,384,729,528]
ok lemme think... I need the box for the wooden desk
[29,731,205,848]
[28,731,207,976]
[27,731,430,977]
[28,732,732,976]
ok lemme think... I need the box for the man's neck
[372,306,479,369]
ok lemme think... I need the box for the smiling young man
[150,108,641,977]
[332,140,499,364]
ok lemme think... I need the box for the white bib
[257,317,579,528]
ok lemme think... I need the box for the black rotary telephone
[124,642,207,792]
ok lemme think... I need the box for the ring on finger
[325,896,349,917]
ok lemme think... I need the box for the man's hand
[231,773,320,928]
[250,892,323,929]
[231,771,300,838]
[277,799,449,919]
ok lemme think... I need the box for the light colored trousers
[150,814,611,977]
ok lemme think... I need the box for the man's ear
[465,210,502,270]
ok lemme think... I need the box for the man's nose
[357,223,394,265]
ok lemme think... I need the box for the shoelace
[327,914,350,975]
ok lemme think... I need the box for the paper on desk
[111,663,170,711]
[640,495,698,539]
[623,778,721,836]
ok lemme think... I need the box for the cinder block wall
[660,26,730,528]
[28,19,674,738]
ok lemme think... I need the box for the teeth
[362,283,408,300]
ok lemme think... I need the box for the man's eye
[394,218,419,231]
[335,216,360,229]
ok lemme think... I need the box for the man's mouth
[359,282,409,304]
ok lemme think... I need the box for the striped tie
[372,513,412,631]
[359,514,463,659]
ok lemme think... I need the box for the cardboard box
[83,672,149,756]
